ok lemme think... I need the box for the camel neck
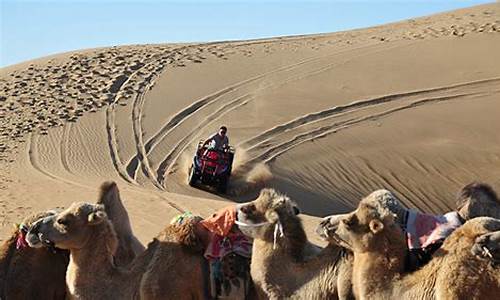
[270,216,308,259]
[66,222,116,292]
[352,229,406,300]
[252,237,342,298]
[250,218,308,289]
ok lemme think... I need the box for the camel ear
[292,206,300,215]
[369,219,384,234]
[88,210,107,225]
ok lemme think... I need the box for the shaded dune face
[1,4,500,243]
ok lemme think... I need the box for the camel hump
[259,188,283,200]
[258,188,293,207]
[457,182,498,206]
[363,189,406,223]
[98,181,119,202]
[97,181,126,220]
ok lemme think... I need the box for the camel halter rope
[481,246,493,259]
[235,220,284,250]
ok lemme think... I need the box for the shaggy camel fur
[0,210,68,300]
[319,182,500,242]
[316,182,500,300]
[28,202,207,300]
[237,188,353,300]
[456,182,500,220]
[0,181,144,300]
[471,229,500,265]
[328,189,500,300]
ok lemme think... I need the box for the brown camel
[325,189,500,300]
[237,188,353,300]
[0,181,144,300]
[27,201,207,300]
[320,182,500,243]
[316,182,500,300]
[0,210,68,300]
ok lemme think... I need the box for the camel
[319,181,500,269]
[324,189,500,300]
[319,182,500,243]
[0,210,68,300]
[0,181,144,300]
[236,188,353,300]
[26,201,207,300]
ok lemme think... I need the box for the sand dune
[1,3,500,244]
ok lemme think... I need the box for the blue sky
[0,0,493,67]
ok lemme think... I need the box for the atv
[187,140,234,193]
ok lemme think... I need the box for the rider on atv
[202,126,229,151]
[188,126,234,193]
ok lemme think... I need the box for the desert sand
[1,3,500,244]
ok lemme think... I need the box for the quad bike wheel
[217,174,229,193]
[188,165,197,187]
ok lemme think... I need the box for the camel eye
[57,218,69,226]
[342,215,357,229]
[241,204,256,215]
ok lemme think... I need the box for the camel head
[316,213,350,242]
[456,182,500,220]
[328,190,403,253]
[471,229,500,265]
[16,209,61,249]
[26,202,115,251]
[319,190,407,246]
[236,188,300,243]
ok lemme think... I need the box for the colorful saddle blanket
[405,210,463,250]
[200,206,253,299]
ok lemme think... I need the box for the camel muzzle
[318,222,352,250]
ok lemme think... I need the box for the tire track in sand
[106,104,136,184]
[246,90,498,165]
[125,41,398,183]
[60,123,73,174]
[152,43,414,187]
[239,77,500,151]
[155,93,253,187]
[104,46,186,185]
[160,77,499,187]
[126,45,201,187]
[26,133,89,189]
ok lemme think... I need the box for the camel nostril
[29,223,40,235]
[241,204,255,215]
[474,235,489,247]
